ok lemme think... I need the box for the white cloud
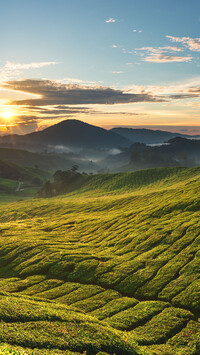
[112,71,124,74]
[124,76,200,100]
[135,46,191,63]
[166,35,200,52]
[112,45,118,48]
[144,54,192,63]
[4,61,59,70]
[138,46,183,53]
[57,78,101,85]
[105,18,116,23]
[0,61,59,81]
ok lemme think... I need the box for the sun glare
[2,111,13,120]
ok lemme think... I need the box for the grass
[0,166,200,353]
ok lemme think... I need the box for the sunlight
[2,111,13,120]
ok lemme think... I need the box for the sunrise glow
[2,111,14,120]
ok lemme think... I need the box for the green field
[0,166,200,354]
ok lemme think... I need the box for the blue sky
[0,0,199,134]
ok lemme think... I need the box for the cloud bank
[2,79,164,106]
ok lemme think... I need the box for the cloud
[112,71,124,74]
[57,77,101,85]
[169,93,200,99]
[132,36,200,64]
[3,62,59,70]
[27,104,93,116]
[138,46,183,53]
[124,77,200,101]
[136,46,192,63]
[166,35,200,52]
[92,111,146,116]
[2,79,165,106]
[105,18,116,23]
[0,61,59,80]
[144,54,192,63]
[0,114,39,135]
[187,87,200,93]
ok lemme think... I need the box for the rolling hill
[0,166,200,353]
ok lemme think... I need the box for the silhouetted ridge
[110,127,200,144]
[0,119,131,149]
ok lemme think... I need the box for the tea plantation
[0,166,200,354]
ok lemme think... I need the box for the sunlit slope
[0,166,200,354]
[78,166,200,194]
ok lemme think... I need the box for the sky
[0,0,200,135]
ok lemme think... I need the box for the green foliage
[0,295,140,355]
[131,307,193,345]
[106,301,168,330]
[0,165,200,354]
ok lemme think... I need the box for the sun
[2,111,13,120]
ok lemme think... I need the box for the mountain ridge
[0,119,131,150]
[1,119,199,151]
[110,127,200,144]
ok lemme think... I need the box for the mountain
[110,127,200,144]
[0,119,131,150]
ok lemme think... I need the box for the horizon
[0,0,199,135]
[0,117,200,137]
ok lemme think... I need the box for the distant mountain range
[111,127,200,144]
[0,119,199,153]
[0,119,131,150]
[1,120,200,175]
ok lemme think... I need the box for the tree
[71,165,79,173]
[42,180,53,197]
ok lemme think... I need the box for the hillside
[0,159,51,202]
[0,147,98,173]
[38,166,200,197]
[0,119,131,150]
[0,167,200,354]
[103,137,200,173]
[0,159,50,183]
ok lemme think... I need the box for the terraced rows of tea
[1,167,200,354]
